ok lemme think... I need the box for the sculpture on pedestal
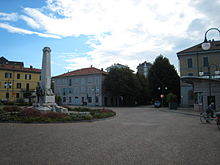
[34,47,67,112]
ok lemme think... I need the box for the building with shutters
[0,57,41,103]
[53,66,109,106]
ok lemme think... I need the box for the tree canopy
[103,68,141,106]
[148,55,180,103]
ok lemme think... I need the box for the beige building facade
[177,41,220,110]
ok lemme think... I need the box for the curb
[159,109,200,117]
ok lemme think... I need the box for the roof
[137,61,152,68]
[177,40,220,57]
[54,67,108,78]
[181,76,220,84]
[0,64,41,73]
[0,56,24,66]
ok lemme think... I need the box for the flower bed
[0,106,116,123]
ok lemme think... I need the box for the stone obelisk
[39,47,56,105]
[34,47,67,113]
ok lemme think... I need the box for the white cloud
[20,15,41,29]
[1,0,219,72]
[40,0,205,71]
[0,12,18,21]
[0,23,61,39]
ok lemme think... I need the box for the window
[95,96,99,103]
[203,57,209,67]
[69,97,72,103]
[5,72,12,78]
[26,83,30,91]
[25,74,31,80]
[6,93,9,98]
[69,79,72,86]
[63,88,66,95]
[88,97,92,103]
[188,73,193,76]
[17,74,20,79]
[69,88,72,94]
[187,58,193,68]
[17,83,22,88]
[4,82,12,88]
[16,93,20,98]
[63,97,66,103]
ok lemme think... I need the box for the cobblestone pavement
[0,107,219,165]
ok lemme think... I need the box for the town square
[0,0,220,165]
[0,107,220,165]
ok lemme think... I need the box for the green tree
[103,68,141,106]
[148,55,180,104]
[136,73,151,105]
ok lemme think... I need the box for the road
[0,107,219,165]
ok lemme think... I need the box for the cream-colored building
[53,67,108,106]
[177,41,220,110]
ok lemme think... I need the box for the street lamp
[201,28,220,50]
[158,86,168,107]
[201,28,220,106]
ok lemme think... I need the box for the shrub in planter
[69,107,91,112]
[83,114,93,120]
[166,93,178,110]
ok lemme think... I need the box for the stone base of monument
[33,103,68,113]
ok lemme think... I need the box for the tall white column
[40,47,51,90]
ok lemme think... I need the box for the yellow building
[0,57,41,103]
[177,40,220,109]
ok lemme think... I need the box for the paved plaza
[0,107,220,165]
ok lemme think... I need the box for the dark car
[154,100,161,108]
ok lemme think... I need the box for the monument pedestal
[32,47,68,114]
[43,95,56,105]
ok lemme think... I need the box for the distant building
[106,63,129,72]
[0,56,41,103]
[177,40,220,110]
[137,61,152,77]
[53,67,108,106]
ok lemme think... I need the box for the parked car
[154,100,161,108]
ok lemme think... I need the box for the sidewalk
[158,107,200,117]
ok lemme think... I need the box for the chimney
[101,68,103,71]
[30,65,33,69]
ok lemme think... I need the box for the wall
[54,74,105,106]
[0,69,40,102]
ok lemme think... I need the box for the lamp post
[158,86,168,107]
[201,28,220,106]
[201,28,220,50]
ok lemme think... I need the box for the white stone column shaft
[40,47,51,90]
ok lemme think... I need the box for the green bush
[166,93,178,103]
[68,107,91,112]
[93,112,116,119]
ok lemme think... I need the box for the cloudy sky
[0,0,220,76]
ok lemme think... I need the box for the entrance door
[207,96,216,110]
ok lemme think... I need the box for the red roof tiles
[0,64,41,73]
[54,67,107,78]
